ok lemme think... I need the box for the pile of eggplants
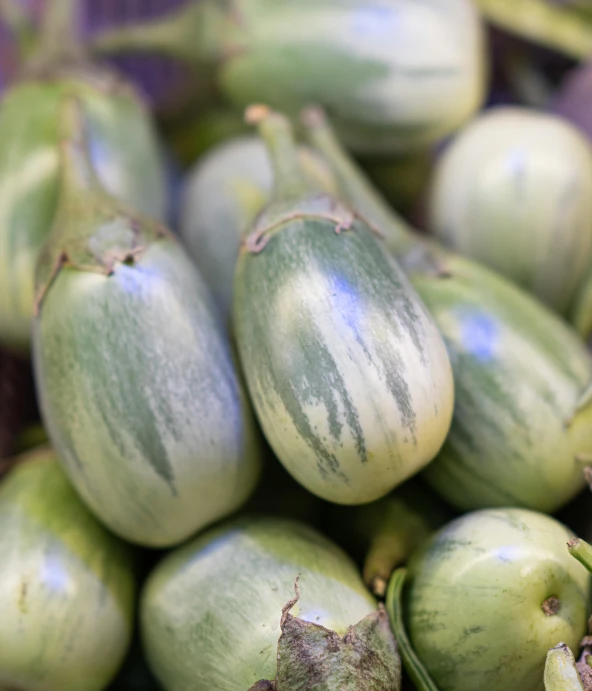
[4,1,592,690]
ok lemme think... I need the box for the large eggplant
[91,0,486,155]
[305,108,592,513]
[233,108,454,505]
[142,515,400,691]
[0,447,135,690]
[0,1,166,352]
[32,100,261,547]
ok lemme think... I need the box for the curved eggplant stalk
[545,643,585,690]
[385,568,440,691]
[472,0,592,60]
[0,0,35,63]
[568,538,592,573]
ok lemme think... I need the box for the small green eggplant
[141,515,401,691]
[180,135,337,324]
[91,0,487,155]
[0,447,135,691]
[0,0,167,353]
[305,108,592,514]
[427,106,592,316]
[399,508,591,691]
[32,99,261,547]
[233,107,454,505]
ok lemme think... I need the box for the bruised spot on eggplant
[542,596,561,616]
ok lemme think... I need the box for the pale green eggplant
[233,108,454,505]
[403,508,591,691]
[91,0,486,155]
[179,135,337,324]
[0,0,166,353]
[32,100,261,547]
[305,108,592,513]
[427,106,592,315]
[141,515,400,691]
[545,644,585,691]
[471,0,592,60]
[0,447,135,691]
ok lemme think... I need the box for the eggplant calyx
[249,579,401,691]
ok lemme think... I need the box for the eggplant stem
[385,568,440,691]
[301,106,417,259]
[568,538,592,574]
[0,0,36,63]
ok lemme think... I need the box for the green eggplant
[471,0,592,60]
[180,135,337,324]
[0,447,135,691]
[326,479,452,597]
[0,0,167,353]
[90,0,487,155]
[305,107,592,514]
[400,508,591,691]
[233,107,454,505]
[427,106,592,316]
[141,515,400,691]
[32,99,261,547]
[544,644,585,691]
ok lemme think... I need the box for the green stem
[472,0,592,60]
[89,1,226,65]
[0,0,36,63]
[385,568,441,691]
[246,106,313,204]
[32,0,83,66]
[301,107,419,259]
[568,538,592,573]
[544,643,585,690]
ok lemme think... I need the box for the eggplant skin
[33,239,261,547]
[141,516,377,691]
[0,448,135,691]
[406,508,591,691]
[218,0,486,154]
[0,78,166,353]
[416,254,592,512]
[234,214,454,505]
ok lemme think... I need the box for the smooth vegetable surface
[0,70,166,352]
[406,508,591,691]
[92,0,487,154]
[179,135,336,323]
[142,515,399,691]
[234,108,454,505]
[0,447,135,691]
[305,108,592,513]
[33,100,261,547]
[428,106,592,315]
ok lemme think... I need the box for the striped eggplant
[233,108,454,505]
[401,508,591,691]
[32,99,261,547]
[305,108,592,513]
[91,0,486,155]
[427,107,592,315]
[180,135,337,325]
[141,515,401,691]
[0,447,135,691]
[0,0,166,353]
